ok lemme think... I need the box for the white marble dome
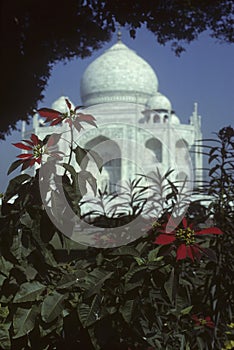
[171,112,180,124]
[80,40,158,107]
[51,96,74,113]
[146,92,172,111]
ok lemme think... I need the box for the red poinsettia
[37,98,97,131]
[10,133,62,173]
[192,314,215,328]
[13,134,43,170]
[153,216,223,261]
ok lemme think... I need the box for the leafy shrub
[0,101,233,350]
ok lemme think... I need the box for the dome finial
[117,25,122,42]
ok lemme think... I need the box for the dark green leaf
[84,269,113,298]
[7,159,23,175]
[5,174,31,200]
[78,294,101,327]
[164,268,174,303]
[13,305,39,338]
[209,164,220,177]
[202,247,217,262]
[20,212,33,228]
[74,145,89,170]
[88,149,103,172]
[109,246,140,257]
[197,336,205,350]
[208,154,219,164]
[0,323,11,349]
[57,270,87,290]
[41,291,65,323]
[0,256,13,275]
[119,300,135,324]
[63,163,78,182]
[13,281,46,303]
[78,170,97,196]
[125,266,147,283]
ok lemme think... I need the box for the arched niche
[175,139,189,163]
[85,136,121,193]
[153,113,160,123]
[145,138,163,163]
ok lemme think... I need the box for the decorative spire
[194,102,198,116]
[117,25,122,42]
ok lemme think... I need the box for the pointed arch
[153,113,160,123]
[145,138,162,163]
[176,139,189,163]
[85,136,121,193]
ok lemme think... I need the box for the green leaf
[202,247,217,262]
[135,241,148,254]
[124,280,144,292]
[5,174,31,200]
[209,164,220,177]
[119,300,135,324]
[11,232,23,262]
[0,305,9,319]
[62,164,82,200]
[43,132,62,146]
[41,291,65,323]
[124,266,147,284]
[50,190,67,225]
[106,306,117,315]
[57,270,87,290]
[84,269,113,298]
[74,145,89,169]
[148,247,161,262]
[0,256,13,275]
[78,294,101,328]
[109,246,140,257]
[13,305,39,338]
[88,149,103,172]
[0,274,6,287]
[164,268,174,303]
[180,335,186,350]
[7,159,23,175]
[39,316,63,338]
[180,305,193,315]
[0,323,11,349]
[134,257,146,266]
[24,266,38,281]
[20,212,33,228]
[63,163,78,182]
[197,336,205,350]
[78,170,97,196]
[13,281,46,303]
[208,154,219,164]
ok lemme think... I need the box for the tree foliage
[1,0,234,139]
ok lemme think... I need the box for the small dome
[51,96,74,113]
[171,113,180,124]
[146,92,171,111]
[80,40,158,107]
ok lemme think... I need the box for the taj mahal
[23,33,203,203]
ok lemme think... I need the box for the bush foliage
[0,104,233,350]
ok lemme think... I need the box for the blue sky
[0,27,233,192]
